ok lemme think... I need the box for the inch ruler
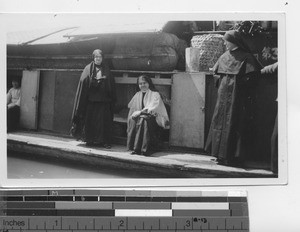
[0,190,249,232]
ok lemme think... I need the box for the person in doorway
[205,30,262,167]
[127,75,169,156]
[71,49,116,148]
[7,78,21,132]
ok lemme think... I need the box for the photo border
[0,12,287,188]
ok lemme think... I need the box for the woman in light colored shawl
[127,75,169,156]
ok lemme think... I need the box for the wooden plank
[169,73,206,149]
[111,70,178,74]
[8,55,90,60]
[20,70,40,130]
[38,71,55,131]
[8,53,176,59]
[114,77,172,85]
[8,68,83,72]
[114,115,127,123]
[193,31,226,35]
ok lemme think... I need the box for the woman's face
[138,77,150,92]
[94,54,103,65]
[224,40,238,51]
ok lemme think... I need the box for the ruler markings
[0,219,248,231]
[1,196,248,203]
[2,190,247,197]
[0,190,249,231]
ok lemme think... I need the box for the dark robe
[71,61,116,144]
[205,48,262,165]
[127,114,160,154]
[7,106,20,132]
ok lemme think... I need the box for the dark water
[7,152,154,179]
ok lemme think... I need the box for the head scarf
[223,30,251,53]
[213,30,262,75]
[136,75,157,92]
[92,49,103,58]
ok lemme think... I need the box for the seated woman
[7,78,21,132]
[127,75,169,156]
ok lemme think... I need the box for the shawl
[70,61,115,138]
[213,48,262,75]
[128,90,169,129]
[72,61,115,121]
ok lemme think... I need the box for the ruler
[0,190,249,232]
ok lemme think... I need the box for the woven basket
[191,34,226,71]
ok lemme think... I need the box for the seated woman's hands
[132,109,151,119]
[131,110,142,119]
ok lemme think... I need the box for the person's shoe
[86,142,95,147]
[141,151,150,157]
[230,158,244,168]
[103,144,111,149]
[216,158,227,165]
[131,151,139,155]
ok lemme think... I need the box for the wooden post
[185,47,201,72]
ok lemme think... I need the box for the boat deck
[7,131,275,178]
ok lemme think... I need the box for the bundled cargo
[111,32,186,71]
[191,34,226,71]
[7,32,187,71]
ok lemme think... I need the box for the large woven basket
[191,34,226,71]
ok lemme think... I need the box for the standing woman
[127,75,169,156]
[71,49,116,148]
[205,30,262,166]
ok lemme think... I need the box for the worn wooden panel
[114,84,136,114]
[38,71,55,131]
[115,76,172,85]
[53,71,81,134]
[20,70,40,130]
[170,72,206,149]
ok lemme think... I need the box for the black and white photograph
[1,1,300,231]
[2,13,286,186]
